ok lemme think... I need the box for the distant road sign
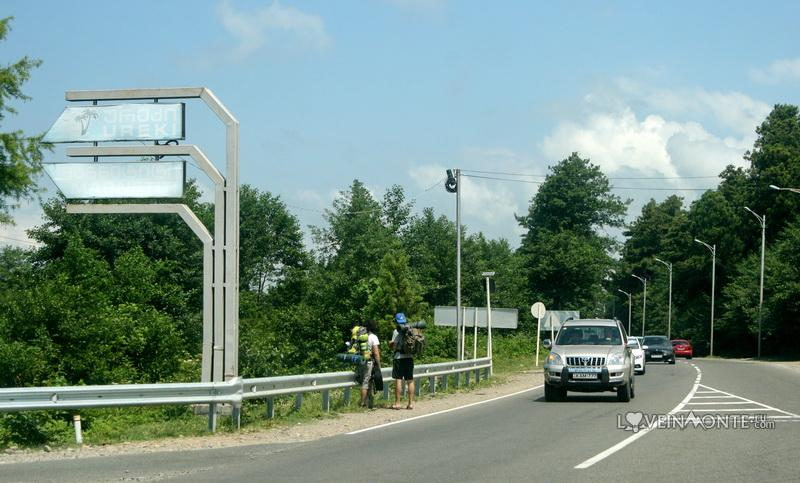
[43,161,185,199]
[434,306,518,329]
[531,302,546,319]
[44,103,185,143]
[539,310,580,332]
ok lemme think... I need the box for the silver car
[543,319,635,402]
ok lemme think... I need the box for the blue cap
[395,313,407,324]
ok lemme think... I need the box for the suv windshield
[643,336,669,346]
[555,325,622,346]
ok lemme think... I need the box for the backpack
[401,326,425,356]
[348,326,371,360]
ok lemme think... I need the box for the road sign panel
[434,306,518,329]
[43,161,185,199]
[44,103,185,143]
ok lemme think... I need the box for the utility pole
[445,169,462,359]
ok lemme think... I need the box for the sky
[2,0,800,250]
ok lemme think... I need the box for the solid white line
[346,385,544,435]
[691,395,737,399]
[575,363,702,469]
[698,384,800,417]
[686,401,760,405]
[677,408,781,412]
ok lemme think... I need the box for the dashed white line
[346,385,544,435]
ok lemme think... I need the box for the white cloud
[750,58,800,84]
[217,0,330,61]
[541,108,748,179]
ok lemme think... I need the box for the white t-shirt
[367,333,379,351]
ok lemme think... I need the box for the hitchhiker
[389,313,415,409]
[360,320,381,407]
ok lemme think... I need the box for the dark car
[671,339,693,359]
[642,336,675,364]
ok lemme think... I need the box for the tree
[0,17,49,225]
[238,185,308,295]
[365,250,425,336]
[517,153,628,314]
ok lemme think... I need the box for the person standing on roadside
[389,313,415,409]
[359,320,381,407]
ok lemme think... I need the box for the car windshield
[555,326,622,346]
[644,336,669,346]
[628,339,641,349]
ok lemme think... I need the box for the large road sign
[44,103,185,143]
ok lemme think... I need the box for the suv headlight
[607,353,624,365]
[546,352,563,365]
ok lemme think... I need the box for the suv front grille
[567,356,606,367]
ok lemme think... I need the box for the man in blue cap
[389,312,415,409]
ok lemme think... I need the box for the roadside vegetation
[2,16,800,448]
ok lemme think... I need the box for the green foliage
[0,17,49,224]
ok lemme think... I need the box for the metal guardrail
[0,358,492,431]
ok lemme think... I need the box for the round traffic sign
[530,302,546,318]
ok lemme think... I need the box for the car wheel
[617,382,631,402]
[630,379,635,399]
[687,356,692,360]
[641,366,646,375]
[669,358,676,365]
[544,383,555,402]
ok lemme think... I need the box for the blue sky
[2,0,800,249]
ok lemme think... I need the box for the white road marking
[346,385,544,435]
[696,383,800,417]
[575,362,702,469]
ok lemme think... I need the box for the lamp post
[617,289,632,335]
[770,184,800,194]
[482,271,495,374]
[654,258,673,340]
[695,238,716,357]
[631,274,647,337]
[744,207,765,359]
[445,169,462,359]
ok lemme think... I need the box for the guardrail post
[442,375,449,391]
[484,366,490,379]
[475,368,481,384]
[414,380,421,397]
[343,387,351,406]
[455,372,461,388]
[322,390,330,412]
[295,393,303,410]
[429,376,436,395]
[465,370,471,386]
[232,403,241,430]
[208,403,218,432]
[266,397,275,419]
[73,414,83,445]
[383,384,390,400]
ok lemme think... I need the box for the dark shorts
[392,358,414,380]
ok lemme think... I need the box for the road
[3,359,799,482]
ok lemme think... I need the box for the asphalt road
[3,359,799,482]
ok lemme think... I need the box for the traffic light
[445,169,458,193]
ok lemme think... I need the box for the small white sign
[531,302,546,319]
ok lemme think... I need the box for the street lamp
[769,184,800,194]
[617,289,632,335]
[744,207,765,359]
[631,274,647,337]
[445,169,462,359]
[482,271,495,374]
[695,238,716,357]
[654,257,673,340]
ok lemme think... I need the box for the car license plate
[573,373,597,380]
[652,354,662,358]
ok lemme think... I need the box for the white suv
[543,319,635,402]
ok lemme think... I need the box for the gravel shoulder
[0,370,543,466]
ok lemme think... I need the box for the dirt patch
[0,371,543,465]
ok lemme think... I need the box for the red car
[671,339,693,359]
